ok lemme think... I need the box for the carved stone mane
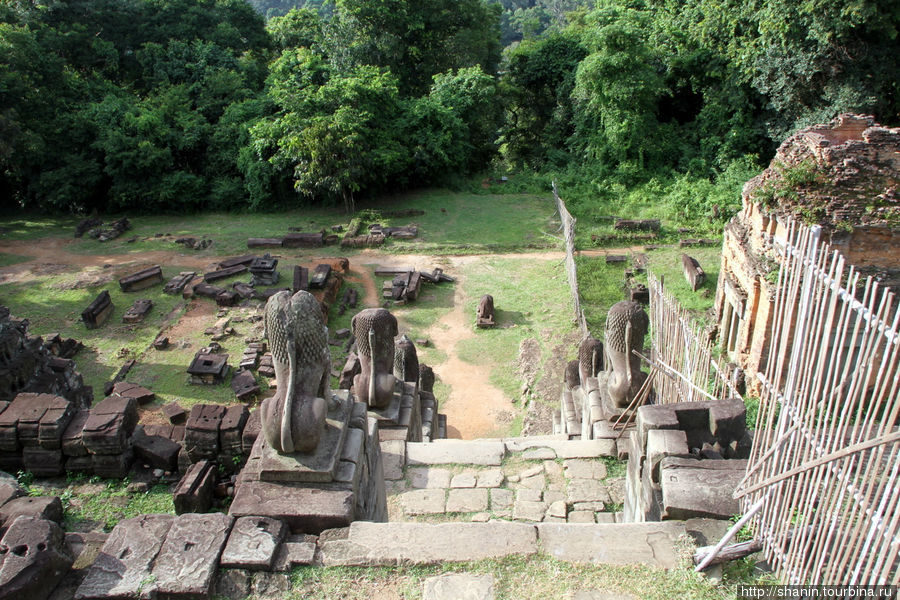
[261,290,329,453]
[393,334,418,383]
[578,336,604,385]
[351,308,398,409]
[605,301,649,408]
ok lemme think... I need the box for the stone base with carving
[370,380,422,443]
[230,391,387,534]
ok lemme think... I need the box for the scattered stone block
[249,254,279,286]
[292,265,309,293]
[173,459,216,514]
[423,573,495,600]
[283,232,324,248]
[231,369,259,402]
[184,404,226,461]
[0,496,63,530]
[92,449,133,478]
[681,254,706,291]
[204,264,248,283]
[164,271,196,295]
[161,402,187,425]
[0,516,72,600]
[132,429,180,472]
[82,395,138,455]
[75,514,174,600]
[151,512,233,599]
[308,263,332,289]
[242,409,261,455]
[81,290,113,329]
[220,516,288,571]
[111,381,154,405]
[187,351,230,385]
[614,219,660,232]
[272,535,317,571]
[118,265,163,292]
[220,404,249,457]
[476,469,504,488]
[121,298,153,323]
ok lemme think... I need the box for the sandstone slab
[537,522,686,569]
[408,467,451,489]
[400,489,445,515]
[229,480,354,534]
[220,516,287,571]
[151,512,233,599]
[0,516,72,600]
[320,522,537,566]
[380,439,406,480]
[423,573,495,600]
[406,441,504,466]
[446,488,488,513]
[75,514,174,600]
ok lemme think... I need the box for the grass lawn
[286,554,769,600]
[2,190,560,257]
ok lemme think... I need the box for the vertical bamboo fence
[646,271,740,403]
[553,182,589,337]
[737,220,900,584]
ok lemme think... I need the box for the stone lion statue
[578,335,604,385]
[351,308,398,409]
[261,290,329,453]
[605,300,649,408]
[393,334,418,383]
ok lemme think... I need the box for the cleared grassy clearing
[283,554,766,600]
[2,191,559,257]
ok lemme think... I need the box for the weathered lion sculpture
[577,335,604,385]
[476,294,495,328]
[261,290,330,454]
[393,334,419,383]
[605,300,649,408]
[351,308,398,409]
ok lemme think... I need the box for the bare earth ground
[0,238,632,438]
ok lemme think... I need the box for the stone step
[501,436,617,458]
[319,521,685,569]
[406,440,504,466]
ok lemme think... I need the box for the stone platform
[230,391,386,534]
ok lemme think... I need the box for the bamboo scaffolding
[736,219,900,585]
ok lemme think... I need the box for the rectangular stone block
[219,404,249,456]
[660,457,747,520]
[38,395,75,449]
[174,460,216,514]
[184,404,226,461]
[646,429,690,484]
[241,409,261,455]
[23,447,64,476]
[92,450,133,478]
[320,522,537,566]
[406,440,504,466]
[82,395,138,455]
[75,514,174,600]
[536,522,685,569]
[229,480,355,534]
[220,516,288,571]
[15,393,61,448]
[151,513,233,599]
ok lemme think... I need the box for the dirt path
[422,271,514,440]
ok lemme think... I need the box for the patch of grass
[33,477,175,532]
[455,258,577,401]
[601,457,626,480]
[284,553,763,600]
[575,256,628,335]
[2,190,559,258]
[0,253,33,267]
[358,190,560,255]
[636,246,722,318]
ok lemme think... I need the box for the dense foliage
[2,0,899,216]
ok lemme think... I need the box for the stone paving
[386,436,626,524]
